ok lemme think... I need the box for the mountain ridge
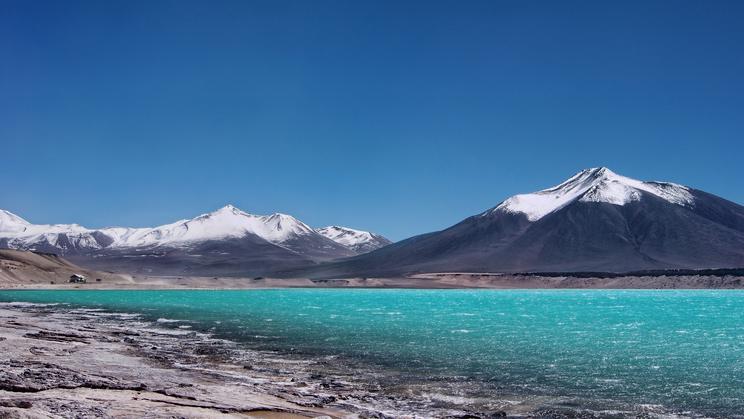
[0,205,390,276]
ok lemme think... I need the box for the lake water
[2,289,743,417]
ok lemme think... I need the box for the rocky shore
[0,303,530,418]
[0,303,354,418]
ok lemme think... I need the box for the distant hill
[0,249,127,286]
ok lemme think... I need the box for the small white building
[69,274,86,283]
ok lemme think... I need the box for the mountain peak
[213,204,247,215]
[316,225,392,253]
[0,209,31,233]
[492,168,694,221]
[258,213,314,241]
[579,166,618,180]
[264,212,294,220]
[583,166,612,175]
[552,167,618,189]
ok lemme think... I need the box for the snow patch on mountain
[316,226,391,253]
[259,213,316,242]
[491,167,694,221]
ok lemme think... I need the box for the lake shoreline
[3,271,744,291]
[4,248,743,291]
[0,290,737,418]
[0,301,524,418]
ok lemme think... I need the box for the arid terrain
[2,249,744,290]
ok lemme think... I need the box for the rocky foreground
[0,303,354,418]
[0,303,533,419]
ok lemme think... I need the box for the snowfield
[316,226,392,253]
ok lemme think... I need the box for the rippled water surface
[2,289,744,416]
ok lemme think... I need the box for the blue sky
[2,0,743,241]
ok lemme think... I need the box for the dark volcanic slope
[298,170,744,278]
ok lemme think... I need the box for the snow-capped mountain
[0,205,356,275]
[106,205,321,248]
[0,205,334,250]
[316,226,391,253]
[490,167,694,221]
[304,167,744,277]
[0,210,115,253]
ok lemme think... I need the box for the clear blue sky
[2,1,743,241]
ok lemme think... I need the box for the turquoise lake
[2,289,743,416]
